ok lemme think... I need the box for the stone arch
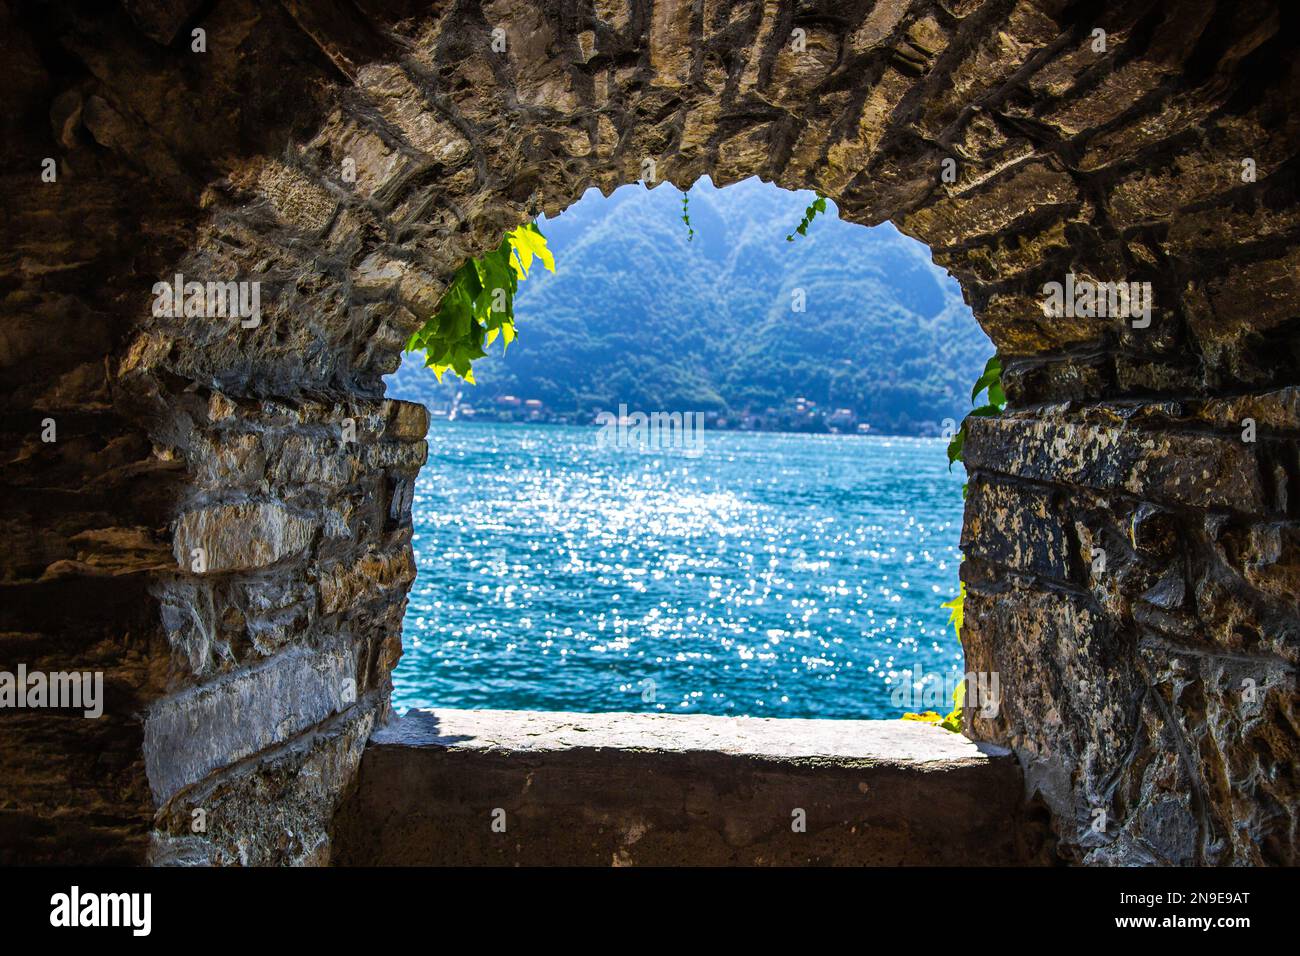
[1,0,1295,865]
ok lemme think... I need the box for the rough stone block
[172,501,317,573]
[962,476,1072,580]
[269,434,359,487]
[142,641,359,803]
[255,160,338,233]
[318,545,416,616]
[902,162,1078,249]
[965,413,1269,514]
[356,64,471,165]
[382,399,429,441]
[151,705,375,866]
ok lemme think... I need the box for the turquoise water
[392,421,967,719]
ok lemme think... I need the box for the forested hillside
[387,177,992,435]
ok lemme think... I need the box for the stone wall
[0,0,1295,865]
[962,394,1298,864]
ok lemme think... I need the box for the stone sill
[374,707,1012,769]
[333,709,1034,866]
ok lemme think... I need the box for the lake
[392,420,967,719]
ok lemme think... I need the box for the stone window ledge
[375,708,1013,769]
[332,709,1036,865]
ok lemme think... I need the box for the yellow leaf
[940,581,965,640]
[509,246,528,279]
[507,224,555,278]
[941,680,965,732]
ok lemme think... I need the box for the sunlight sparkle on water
[392,422,966,719]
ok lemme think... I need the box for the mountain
[385,176,992,435]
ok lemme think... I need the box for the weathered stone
[966,413,1269,514]
[978,290,1113,351]
[648,0,694,89]
[764,28,839,105]
[1044,61,1173,138]
[142,641,359,803]
[850,0,910,50]
[1205,247,1300,338]
[318,545,415,616]
[309,110,411,200]
[151,705,374,866]
[255,160,338,234]
[820,68,914,194]
[901,162,1079,249]
[962,477,1072,580]
[269,435,358,487]
[1197,386,1300,432]
[362,439,428,476]
[593,0,630,32]
[382,398,429,441]
[357,64,472,166]
[193,433,265,487]
[918,1,1057,137]
[1240,523,1300,611]
[172,502,316,573]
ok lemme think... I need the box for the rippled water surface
[392,421,966,719]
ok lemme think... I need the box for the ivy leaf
[786,193,829,242]
[940,680,965,732]
[941,581,965,639]
[970,355,1002,402]
[946,423,966,470]
[987,379,1006,408]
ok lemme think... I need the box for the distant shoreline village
[420,391,935,436]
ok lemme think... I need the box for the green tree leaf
[404,221,553,384]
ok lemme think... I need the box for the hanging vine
[786,194,828,241]
[904,353,1005,733]
[946,354,1006,494]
